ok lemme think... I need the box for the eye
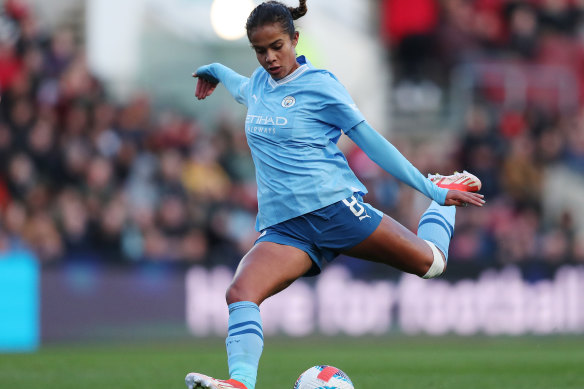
[273,45,282,51]
[254,47,266,54]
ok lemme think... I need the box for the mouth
[268,66,281,75]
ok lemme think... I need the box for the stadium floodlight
[210,0,255,41]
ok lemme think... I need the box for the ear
[292,31,299,47]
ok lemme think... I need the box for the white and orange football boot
[428,170,482,193]
[185,373,247,389]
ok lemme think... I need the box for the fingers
[193,76,217,100]
[195,78,210,100]
[445,190,486,208]
[198,80,208,99]
[195,76,203,99]
[459,192,486,208]
[203,82,216,98]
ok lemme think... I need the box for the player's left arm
[345,120,449,205]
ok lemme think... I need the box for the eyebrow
[252,39,284,50]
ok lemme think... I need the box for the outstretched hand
[193,73,218,100]
[444,190,485,208]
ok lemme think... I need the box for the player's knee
[225,281,256,305]
[225,283,243,305]
[419,240,446,279]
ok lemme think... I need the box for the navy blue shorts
[255,194,383,276]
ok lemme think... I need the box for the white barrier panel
[185,265,584,337]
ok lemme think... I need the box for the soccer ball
[293,365,354,389]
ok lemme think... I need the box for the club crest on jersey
[281,96,296,108]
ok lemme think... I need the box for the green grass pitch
[1,336,583,388]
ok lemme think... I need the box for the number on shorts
[342,195,365,217]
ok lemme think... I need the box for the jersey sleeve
[217,64,249,106]
[345,121,449,205]
[311,73,365,131]
[232,78,250,106]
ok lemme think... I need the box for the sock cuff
[427,200,456,225]
[228,301,260,314]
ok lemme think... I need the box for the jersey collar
[267,56,310,88]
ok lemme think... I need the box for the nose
[265,49,276,64]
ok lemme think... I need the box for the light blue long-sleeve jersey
[196,56,448,230]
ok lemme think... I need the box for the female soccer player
[186,1,484,388]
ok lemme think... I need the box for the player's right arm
[192,63,249,104]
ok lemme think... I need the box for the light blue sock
[417,201,456,261]
[226,301,263,389]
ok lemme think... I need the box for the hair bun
[289,0,307,20]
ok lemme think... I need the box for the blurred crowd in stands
[380,0,584,268]
[0,0,259,266]
[0,0,583,273]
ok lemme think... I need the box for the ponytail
[289,0,307,20]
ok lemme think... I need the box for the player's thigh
[341,214,433,276]
[226,241,313,306]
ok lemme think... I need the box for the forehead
[249,23,289,46]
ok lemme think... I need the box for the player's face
[249,23,299,80]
